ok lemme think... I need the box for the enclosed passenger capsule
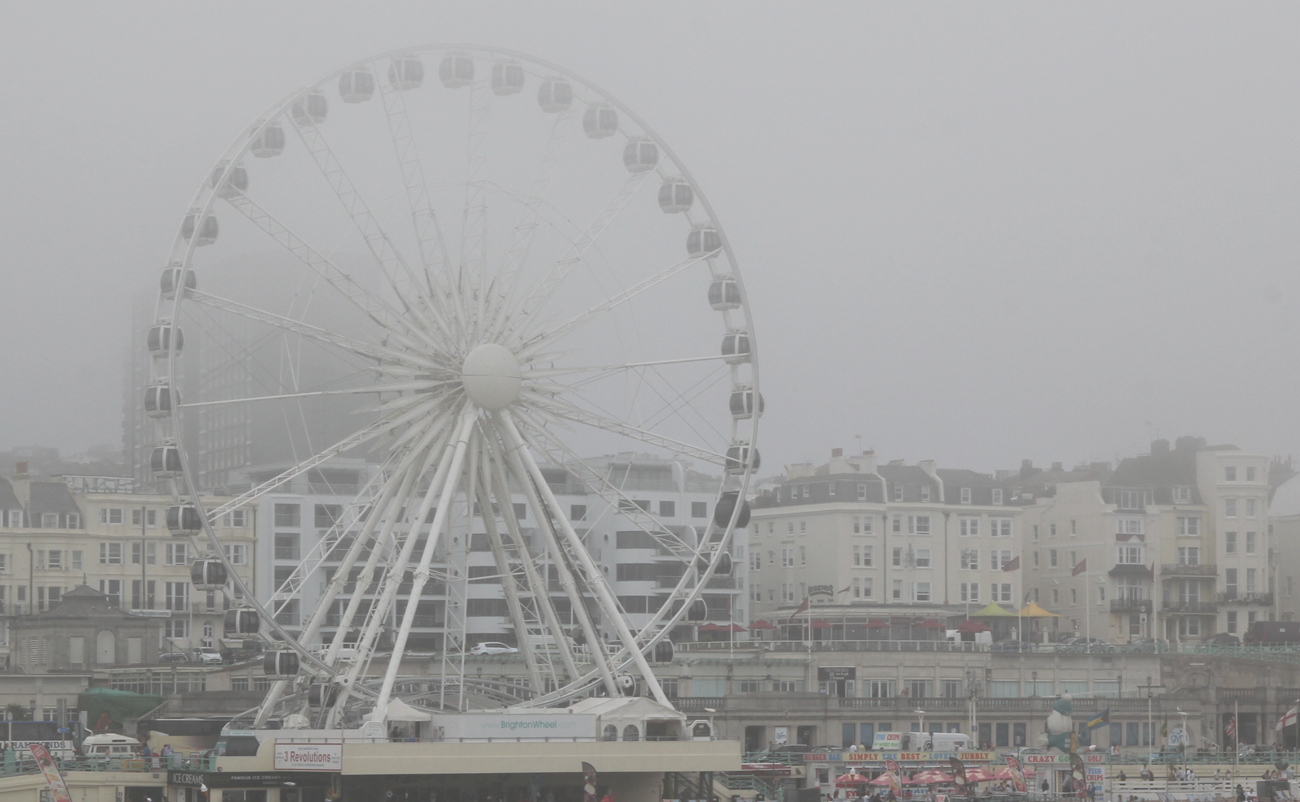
[291,90,328,126]
[582,104,618,138]
[144,384,179,418]
[720,331,751,364]
[208,162,248,198]
[250,123,285,158]
[160,266,196,299]
[339,69,376,103]
[729,387,764,420]
[687,224,721,258]
[713,490,752,529]
[439,54,474,88]
[190,559,228,590]
[308,683,339,707]
[708,278,741,310]
[491,60,525,95]
[165,504,202,537]
[658,178,693,213]
[147,325,183,357]
[388,55,424,90]
[652,640,675,663]
[686,598,708,623]
[149,445,182,478]
[622,137,658,173]
[725,443,760,475]
[225,608,261,636]
[537,77,572,112]
[181,211,218,246]
[264,650,300,676]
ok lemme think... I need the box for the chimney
[859,449,877,474]
[1051,462,1064,472]
[14,462,28,479]
[1019,459,1035,479]
[831,448,843,458]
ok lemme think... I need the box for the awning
[385,698,433,722]
[970,602,1014,617]
[1017,602,1060,618]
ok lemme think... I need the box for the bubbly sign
[274,743,342,771]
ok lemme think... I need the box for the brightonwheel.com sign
[274,743,343,771]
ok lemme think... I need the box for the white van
[904,732,973,751]
[80,734,141,758]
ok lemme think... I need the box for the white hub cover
[461,343,522,410]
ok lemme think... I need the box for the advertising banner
[273,743,342,771]
[884,759,902,796]
[28,744,72,802]
[1004,756,1026,793]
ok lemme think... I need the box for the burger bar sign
[274,743,343,771]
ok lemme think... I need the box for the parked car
[158,652,189,664]
[221,639,265,664]
[194,646,224,665]
[1201,632,1240,648]
[469,641,518,656]
[1121,638,1169,653]
[993,639,1034,652]
[1056,637,1115,653]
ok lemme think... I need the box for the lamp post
[915,708,927,738]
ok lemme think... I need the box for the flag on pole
[1276,706,1298,732]
[1086,709,1111,730]
[786,597,810,624]
[1072,559,1087,577]
[1225,717,1237,738]
[1002,556,1020,572]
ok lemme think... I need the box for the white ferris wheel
[145,46,760,728]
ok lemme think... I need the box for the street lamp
[915,708,927,737]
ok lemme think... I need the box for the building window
[98,543,123,565]
[860,516,873,534]
[960,518,980,537]
[228,509,246,527]
[828,484,836,497]
[892,548,902,567]
[915,548,931,568]
[913,582,931,602]
[274,503,300,528]
[100,508,124,525]
[314,504,342,529]
[1049,549,1058,568]
[1225,568,1238,598]
[853,546,861,566]
[1173,486,1191,503]
[1033,551,1040,568]
[1177,547,1199,566]
[1247,466,1257,481]
[1117,518,1144,536]
[571,504,588,521]
[1050,523,1057,537]
[862,578,874,598]
[892,515,901,533]
[1246,531,1257,554]
[1227,611,1238,634]
[165,543,188,566]
[799,546,806,566]
[960,549,980,570]
[961,582,980,603]
[892,580,902,600]
[1225,499,1237,518]
[274,533,300,560]
[658,500,675,517]
[223,544,248,565]
[71,551,81,570]
[960,488,972,505]
[857,484,867,501]
[990,550,1012,570]
[1247,568,1257,594]
[1226,466,1237,481]
[990,518,1011,537]
[6,511,19,528]
[1246,498,1257,517]
[893,484,903,502]
[992,488,1003,505]
[1177,516,1199,536]
[920,486,931,503]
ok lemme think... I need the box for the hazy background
[3,2,1299,475]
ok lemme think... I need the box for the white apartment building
[0,469,256,660]
[1020,437,1274,643]
[748,449,1023,631]
[248,453,747,651]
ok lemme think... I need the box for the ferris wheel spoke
[497,412,670,705]
[486,110,576,342]
[529,353,740,382]
[287,115,444,333]
[507,169,654,343]
[520,253,709,355]
[511,410,696,565]
[187,290,431,370]
[523,395,726,466]
[222,193,437,350]
[375,64,459,331]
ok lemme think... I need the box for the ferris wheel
[146,46,760,727]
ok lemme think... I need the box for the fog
[4,2,1300,474]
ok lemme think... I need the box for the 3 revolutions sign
[274,743,343,771]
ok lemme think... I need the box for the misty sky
[4,2,1300,476]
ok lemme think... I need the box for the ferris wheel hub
[461,343,522,410]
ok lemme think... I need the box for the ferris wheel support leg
[371,409,478,718]
[492,416,620,699]
[498,412,670,706]
[482,431,583,688]
[328,413,468,727]
[473,457,545,695]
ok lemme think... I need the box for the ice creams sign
[274,743,342,771]
[808,585,835,599]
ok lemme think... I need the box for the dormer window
[921,486,931,503]
[992,488,1003,505]
[1173,486,1191,503]
[893,484,903,502]
[960,487,972,505]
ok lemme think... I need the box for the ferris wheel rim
[151,44,761,715]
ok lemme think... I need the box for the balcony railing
[1219,592,1274,606]
[1162,563,1218,577]
[1162,600,1217,614]
[1110,598,1152,614]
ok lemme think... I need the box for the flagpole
[1234,700,1239,776]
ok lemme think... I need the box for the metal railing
[1218,592,1274,606]
[1162,601,1219,614]
[0,753,217,777]
[1161,563,1218,577]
